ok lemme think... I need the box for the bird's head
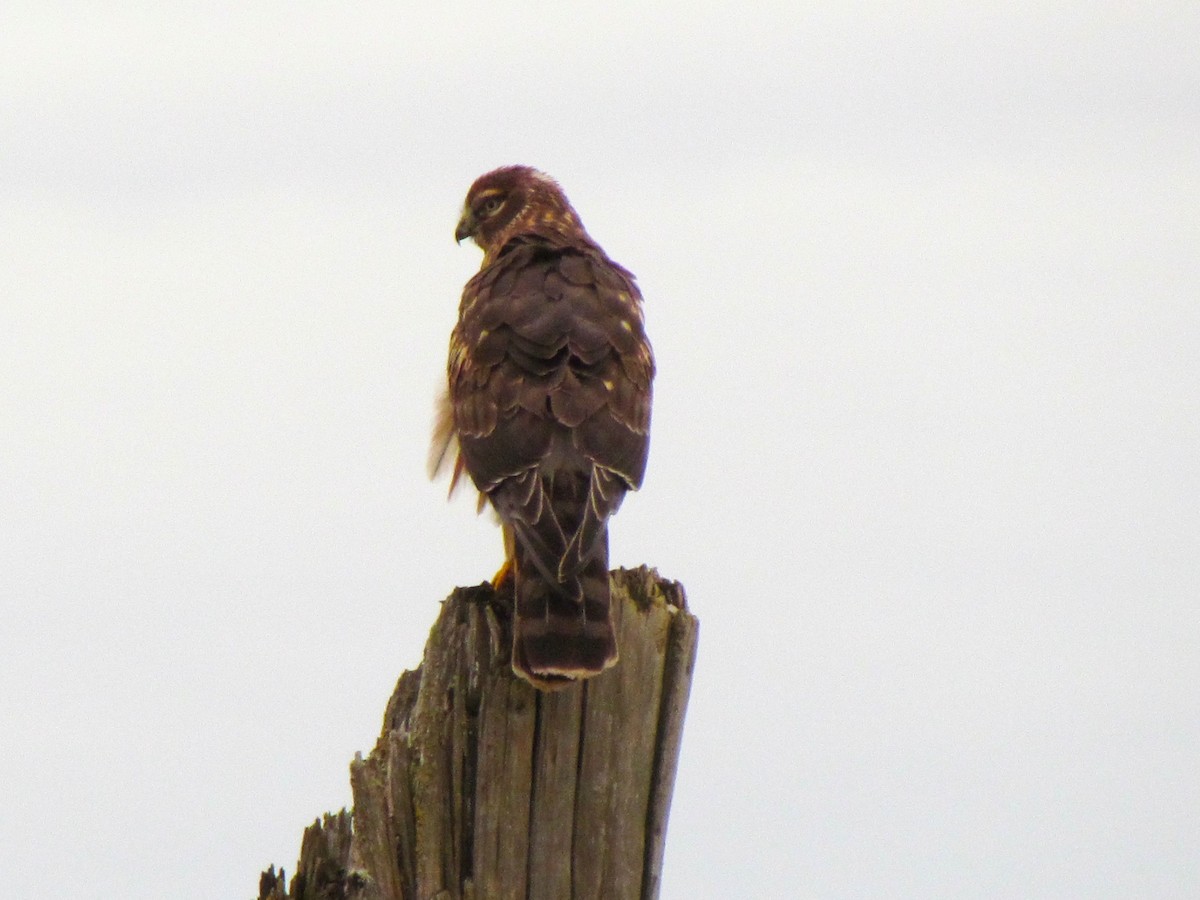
[455,165,589,261]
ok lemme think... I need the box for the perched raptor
[430,165,654,690]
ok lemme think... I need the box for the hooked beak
[454,209,474,244]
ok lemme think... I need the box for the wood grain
[259,567,698,900]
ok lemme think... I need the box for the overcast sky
[2,3,1198,898]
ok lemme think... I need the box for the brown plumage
[431,166,654,689]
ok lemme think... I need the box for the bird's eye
[480,196,504,215]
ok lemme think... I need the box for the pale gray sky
[2,3,1198,898]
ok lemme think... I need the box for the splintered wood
[259,566,698,900]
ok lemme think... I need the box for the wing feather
[441,229,653,589]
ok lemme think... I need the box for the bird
[430,165,654,690]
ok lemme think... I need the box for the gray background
[2,3,1197,898]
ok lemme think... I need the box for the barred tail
[511,530,617,690]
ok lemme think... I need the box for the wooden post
[259,566,699,900]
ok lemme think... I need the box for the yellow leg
[492,524,516,590]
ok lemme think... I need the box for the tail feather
[511,530,616,689]
[491,465,624,690]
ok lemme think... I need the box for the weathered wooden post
[259,566,698,900]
